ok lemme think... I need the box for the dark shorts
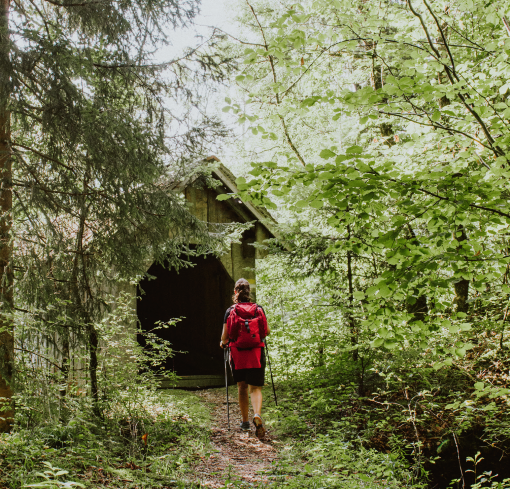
[231,347,266,386]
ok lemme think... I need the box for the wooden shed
[136,157,276,388]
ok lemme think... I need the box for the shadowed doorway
[137,254,235,383]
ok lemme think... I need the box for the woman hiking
[220,278,270,439]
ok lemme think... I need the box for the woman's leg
[249,385,263,415]
[238,381,249,422]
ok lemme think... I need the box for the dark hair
[233,278,251,304]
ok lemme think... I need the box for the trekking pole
[264,340,278,406]
[223,345,230,430]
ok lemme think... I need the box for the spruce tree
[0,0,231,430]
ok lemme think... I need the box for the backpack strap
[256,305,267,340]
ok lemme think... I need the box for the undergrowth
[256,385,424,489]
[254,359,510,489]
[0,389,210,488]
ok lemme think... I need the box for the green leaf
[320,149,336,159]
[384,339,398,349]
[431,110,441,122]
[235,177,246,185]
[372,338,384,347]
[353,291,365,300]
[499,83,510,95]
[474,382,485,390]
[378,285,392,298]
[310,200,323,209]
[448,324,460,334]
[216,194,232,201]
[366,286,378,296]
[302,96,321,107]
[346,145,363,154]
[377,327,389,338]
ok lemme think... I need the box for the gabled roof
[168,156,278,240]
[204,157,278,238]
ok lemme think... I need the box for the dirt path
[193,388,278,487]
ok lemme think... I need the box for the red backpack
[227,303,265,349]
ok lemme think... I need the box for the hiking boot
[253,414,265,439]
[240,421,251,432]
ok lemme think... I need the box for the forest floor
[0,385,414,488]
[192,387,279,488]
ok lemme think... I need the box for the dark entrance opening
[137,254,234,382]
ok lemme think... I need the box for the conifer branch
[14,347,63,371]
[42,0,104,6]
[12,143,78,174]
[93,36,214,70]
[196,25,265,47]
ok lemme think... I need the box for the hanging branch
[407,0,504,158]
[245,0,307,167]
[42,0,103,7]
[14,348,63,372]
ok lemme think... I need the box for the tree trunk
[453,227,470,313]
[0,0,13,433]
[437,15,451,109]
[60,327,70,397]
[58,326,70,421]
[69,166,100,416]
[371,59,397,148]
[408,294,428,322]
[346,224,357,362]
[406,225,428,322]
[88,323,100,417]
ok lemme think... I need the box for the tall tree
[1,0,231,431]
[223,0,510,371]
[0,0,13,432]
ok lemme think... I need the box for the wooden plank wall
[184,185,265,299]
